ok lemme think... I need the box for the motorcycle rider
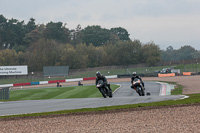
[131,72,145,90]
[95,71,111,90]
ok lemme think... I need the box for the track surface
[0,81,184,116]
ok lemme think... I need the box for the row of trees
[0,39,161,72]
[1,14,200,72]
[0,15,130,51]
[0,14,161,72]
[161,45,200,61]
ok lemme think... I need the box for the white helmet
[132,72,136,76]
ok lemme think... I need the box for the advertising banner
[0,66,28,75]
[158,73,175,77]
[183,72,192,76]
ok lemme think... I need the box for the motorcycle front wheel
[137,87,144,96]
[99,88,107,98]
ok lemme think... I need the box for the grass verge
[157,81,183,95]
[0,81,197,119]
[8,84,119,101]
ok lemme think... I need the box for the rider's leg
[107,84,111,90]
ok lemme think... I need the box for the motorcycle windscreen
[98,80,104,84]
[133,78,140,82]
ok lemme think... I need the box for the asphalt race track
[0,81,186,116]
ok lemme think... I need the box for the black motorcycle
[131,78,145,96]
[96,80,112,98]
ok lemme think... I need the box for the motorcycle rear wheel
[108,88,113,98]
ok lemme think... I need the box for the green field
[1,64,200,119]
[9,84,119,101]
[2,83,200,119]
[1,81,200,119]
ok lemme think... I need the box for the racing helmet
[96,71,101,78]
[132,72,136,77]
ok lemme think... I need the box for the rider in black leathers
[95,71,111,90]
[131,72,145,89]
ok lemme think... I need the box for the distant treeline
[0,14,199,72]
[161,45,200,61]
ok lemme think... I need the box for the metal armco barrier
[0,87,9,100]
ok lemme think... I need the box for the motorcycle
[131,78,145,96]
[56,82,62,87]
[96,80,112,98]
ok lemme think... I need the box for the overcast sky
[1,0,200,50]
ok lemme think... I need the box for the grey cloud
[125,0,200,17]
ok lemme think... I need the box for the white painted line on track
[113,84,121,94]
[175,95,189,100]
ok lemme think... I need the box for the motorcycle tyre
[108,89,113,98]
[137,87,142,96]
[105,87,112,98]
[99,88,107,98]
[141,89,145,96]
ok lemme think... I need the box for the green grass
[0,82,200,119]
[171,84,183,95]
[9,84,119,101]
[157,81,183,95]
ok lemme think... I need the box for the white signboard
[0,66,28,75]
